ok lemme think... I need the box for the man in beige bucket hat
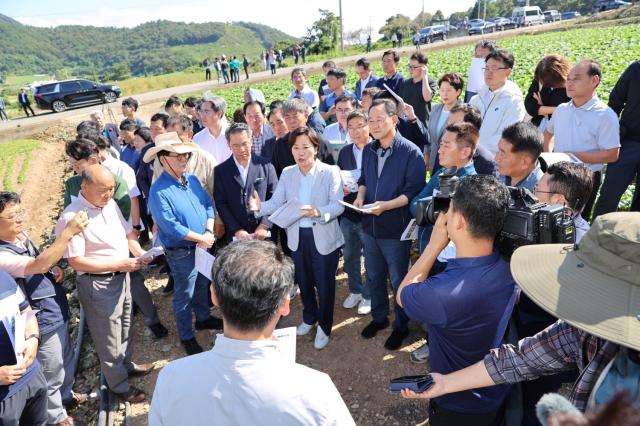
[399,212,640,412]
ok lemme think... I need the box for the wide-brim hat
[143,132,199,163]
[510,212,640,351]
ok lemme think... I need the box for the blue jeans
[362,234,410,331]
[339,217,370,299]
[165,246,211,341]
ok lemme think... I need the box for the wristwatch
[26,333,41,345]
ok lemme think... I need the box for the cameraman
[495,122,543,191]
[398,175,517,426]
[410,122,479,254]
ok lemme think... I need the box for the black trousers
[582,170,602,222]
[593,141,640,219]
[429,400,504,426]
[205,69,211,80]
[0,369,47,426]
[244,66,249,79]
[21,104,35,116]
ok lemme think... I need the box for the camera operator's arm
[397,213,450,307]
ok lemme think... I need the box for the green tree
[303,9,340,54]
[379,14,412,40]
[412,12,434,29]
[109,62,132,81]
[433,10,446,22]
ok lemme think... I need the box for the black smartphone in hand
[388,374,434,394]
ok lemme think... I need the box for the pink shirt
[54,193,131,267]
[0,233,32,278]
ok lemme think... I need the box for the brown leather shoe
[116,386,146,403]
[127,362,155,377]
[56,416,86,426]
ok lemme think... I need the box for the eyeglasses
[0,208,26,222]
[407,65,421,70]
[482,66,509,73]
[165,152,192,160]
[347,124,368,131]
[533,185,558,195]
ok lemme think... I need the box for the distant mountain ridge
[0,14,298,78]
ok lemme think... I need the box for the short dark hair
[355,57,371,70]
[164,95,182,110]
[347,110,368,125]
[334,95,357,109]
[0,192,20,214]
[226,122,252,141]
[322,60,336,69]
[546,162,594,214]
[450,175,510,240]
[382,50,400,63]
[76,120,100,134]
[474,39,498,54]
[167,114,193,133]
[184,96,201,108]
[269,100,284,112]
[65,138,99,161]
[77,131,109,151]
[287,126,320,150]
[369,97,397,117]
[444,122,479,158]
[501,122,543,162]
[121,97,139,111]
[410,52,428,65]
[578,58,602,81]
[438,72,465,92]
[119,118,138,132]
[449,104,482,130]
[243,100,266,115]
[486,49,515,69]
[134,126,153,144]
[212,240,294,332]
[232,107,246,124]
[327,68,347,82]
[362,87,381,98]
[150,112,169,128]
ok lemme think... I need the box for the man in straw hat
[145,132,222,356]
[399,211,640,414]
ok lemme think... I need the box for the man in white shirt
[469,49,525,156]
[149,240,354,426]
[543,59,620,220]
[192,95,232,164]
[322,95,356,151]
[288,67,320,109]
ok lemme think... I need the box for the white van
[512,6,544,26]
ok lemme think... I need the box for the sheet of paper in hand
[268,199,305,228]
[340,169,361,193]
[195,246,215,281]
[401,218,419,241]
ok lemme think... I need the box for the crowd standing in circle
[1,39,639,426]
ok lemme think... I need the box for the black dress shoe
[128,362,155,377]
[181,338,203,355]
[195,316,223,330]
[384,328,410,350]
[361,319,390,339]
[116,386,146,403]
[148,322,169,339]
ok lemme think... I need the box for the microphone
[535,393,584,426]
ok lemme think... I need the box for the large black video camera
[414,172,575,258]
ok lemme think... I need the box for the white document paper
[195,246,215,281]
[340,169,361,193]
[274,327,297,363]
[268,199,305,228]
[338,200,375,214]
[401,218,419,241]
[466,57,486,93]
[382,83,406,117]
[137,246,164,261]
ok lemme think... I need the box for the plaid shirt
[484,320,620,411]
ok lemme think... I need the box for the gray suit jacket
[428,101,462,172]
[259,160,344,255]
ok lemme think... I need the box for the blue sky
[0,0,477,37]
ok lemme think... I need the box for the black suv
[34,79,122,113]
[419,25,447,43]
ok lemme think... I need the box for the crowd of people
[1,38,639,426]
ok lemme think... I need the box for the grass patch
[0,139,42,192]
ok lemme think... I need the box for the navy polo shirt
[401,251,517,414]
[375,72,405,94]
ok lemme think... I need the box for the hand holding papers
[340,170,360,193]
[137,246,164,262]
[195,246,215,281]
[383,83,406,118]
[339,200,376,214]
[268,199,306,228]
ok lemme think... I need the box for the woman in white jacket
[249,127,345,350]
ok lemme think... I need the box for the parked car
[492,17,517,30]
[561,11,582,19]
[597,0,631,11]
[543,10,562,22]
[468,19,496,35]
[512,6,545,26]
[34,79,121,113]
[419,25,447,43]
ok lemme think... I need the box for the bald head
[81,164,116,208]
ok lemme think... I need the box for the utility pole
[339,0,344,51]
[483,0,487,20]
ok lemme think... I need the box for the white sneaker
[296,322,314,336]
[343,293,363,309]
[357,298,372,315]
[314,327,330,350]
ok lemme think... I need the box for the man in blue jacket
[354,98,426,350]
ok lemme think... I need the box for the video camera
[414,169,576,258]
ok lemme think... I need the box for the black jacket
[524,80,570,127]
[609,60,640,143]
[271,131,335,177]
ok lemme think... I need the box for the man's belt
[87,272,125,278]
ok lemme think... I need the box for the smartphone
[388,374,434,394]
